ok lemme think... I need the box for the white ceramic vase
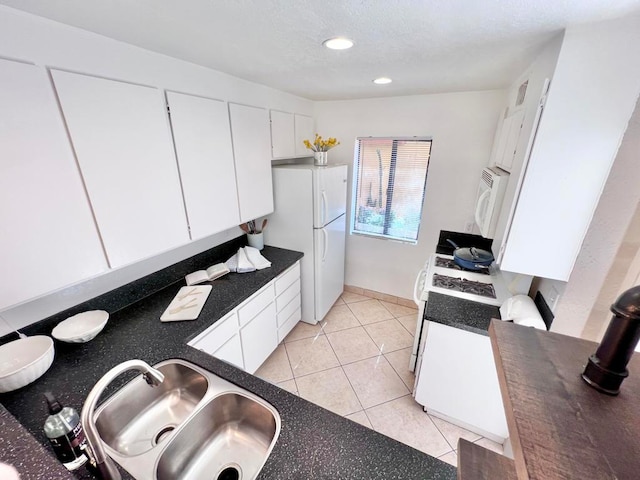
[314,151,328,166]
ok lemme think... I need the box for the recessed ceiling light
[373,77,392,85]
[323,37,354,50]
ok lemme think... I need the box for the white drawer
[191,310,238,355]
[278,306,301,342]
[276,278,300,312]
[277,293,301,328]
[238,282,275,327]
[275,262,300,296]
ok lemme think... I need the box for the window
[351,137,431,243]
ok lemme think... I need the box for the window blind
[352,137,431,243]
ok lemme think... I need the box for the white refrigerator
[265,164,347,324]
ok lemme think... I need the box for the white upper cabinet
[166,92,240,239]
[0,60,107,309]
[51,70,189,268]
[228,103,274,221]
[269,111,314,159]
[496,21,640,281]
[294,114,315,157]
[269,110,295,159]
[494,109,525,172]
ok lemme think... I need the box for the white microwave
[475,166,509,238]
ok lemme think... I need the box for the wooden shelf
[489,320,640,480]
[457,438,517,480]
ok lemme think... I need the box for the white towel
[236,247,256,273]
[500,295,546,330]
[225,253,238,272]
[243,246,272,270]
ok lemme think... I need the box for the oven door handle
[413,268,427,306]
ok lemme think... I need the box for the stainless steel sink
[95,360,208,456]
[92,359,280,480]
[156,393,279,480]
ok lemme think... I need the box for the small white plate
[52,310,109,343]
[161,286,212,322]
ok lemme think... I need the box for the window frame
[350,136,432,245]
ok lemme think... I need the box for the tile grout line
[320,323,366,414]
[429,412,460,452]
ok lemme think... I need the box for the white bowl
[0,336,55,393]
[52,310,109,343]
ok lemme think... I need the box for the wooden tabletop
[457,438,517,480]
[489,320,640,480]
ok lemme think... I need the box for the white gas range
[410,253,510,369]
[409,252,512,444]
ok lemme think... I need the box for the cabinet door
[240,302,277,374]
[294,114,315,157]
[228,103,274,222]
[270,110,295,159]
[213,334,244,369]
[51,70,189,268]
[497,109,525,171]
[0,60,107,309]
[166,92,240,239]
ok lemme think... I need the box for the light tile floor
[255,293,504,467]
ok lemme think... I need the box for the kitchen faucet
[81,360,165,480]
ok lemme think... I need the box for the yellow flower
[304,134,340,152]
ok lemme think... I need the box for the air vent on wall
[482,168,493,188]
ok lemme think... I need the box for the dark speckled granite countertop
[0,243,455,480]
[426,292,501,336]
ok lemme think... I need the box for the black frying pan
[446,239,494,271]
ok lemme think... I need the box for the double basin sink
[94,359,281,480]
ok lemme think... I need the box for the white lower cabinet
[213,334,244,370]
[241,303,278,374]
[188,261,300,373]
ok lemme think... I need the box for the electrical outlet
[464,221,474,233]
[547,286,560,310]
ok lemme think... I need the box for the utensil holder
[247,232,264,250]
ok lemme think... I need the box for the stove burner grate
[432,273,496,299]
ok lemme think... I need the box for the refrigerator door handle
[321,190,328,226]
[322,228,329,262]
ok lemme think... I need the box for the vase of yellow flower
[304,134,340,166]
[314,151,328,165]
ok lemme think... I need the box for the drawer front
[277,293,301,328]
[275,262,300,296]
[240,302,277,374]
[191,310,238,355]
[238,282,275,327]
[276,278,300,312]
[278,307,301,342]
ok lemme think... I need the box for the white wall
[314,91,507,299]
[0,6,313,335]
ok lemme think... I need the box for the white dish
[0,336,55,393]
[52,310,109,343]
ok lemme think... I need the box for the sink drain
[216,465,241,480]
[152,425,176,446]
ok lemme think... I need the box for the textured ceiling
[2,0,640,100]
